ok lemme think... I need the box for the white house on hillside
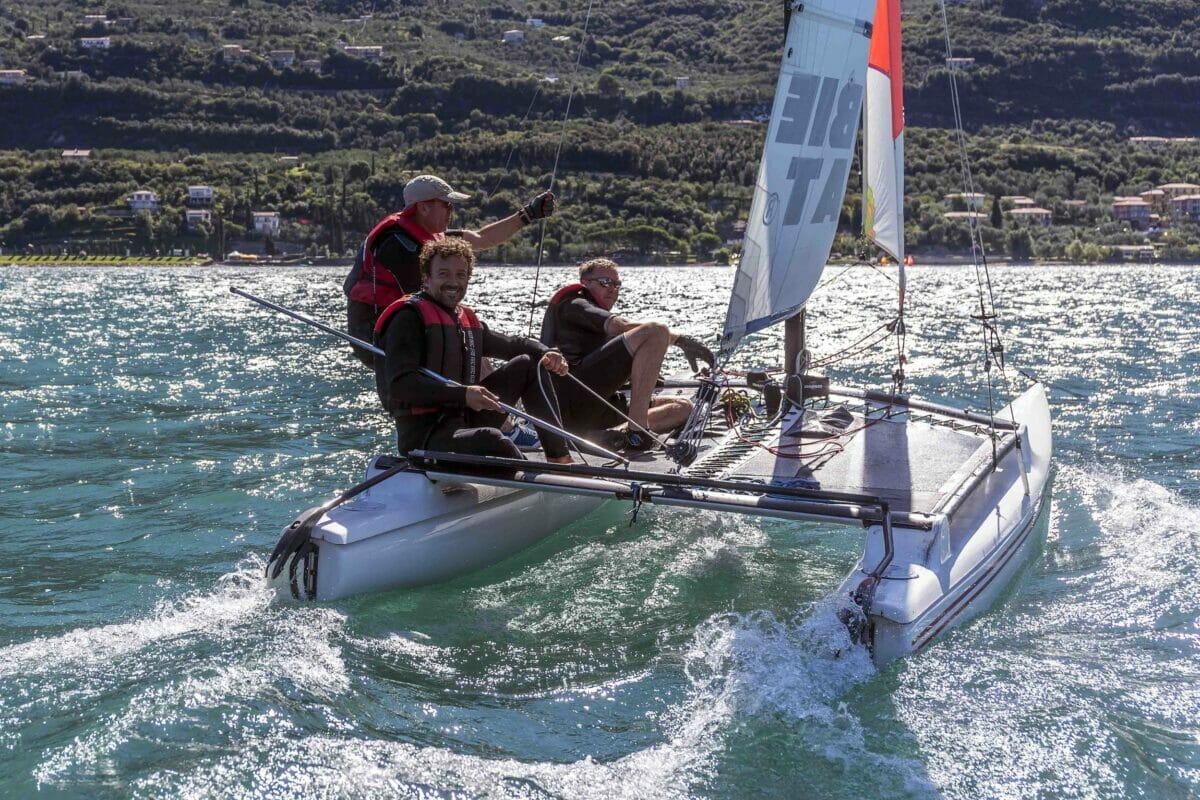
[187,185,214,206]
[253,211,280,236]
[129,190,160,211]
[343,45,383,61]
[79,37,111,49]
[0,70,28,85]
[185,209,212,230]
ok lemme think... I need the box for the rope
[525,0,596,337]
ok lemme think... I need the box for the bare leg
[646,397,693,433]
[621,322,671,428]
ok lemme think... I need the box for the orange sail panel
[863,0,905,273]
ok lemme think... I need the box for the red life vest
[348,209,443,308]
[374,292,483,416]
[540,283,602,356]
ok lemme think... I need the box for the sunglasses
[588,276,622,289]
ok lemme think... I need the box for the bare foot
[546,455,573,464]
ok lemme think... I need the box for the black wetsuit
[541,288,634,431]
[379,304,569,459]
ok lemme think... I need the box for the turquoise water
[1,265,1197,799]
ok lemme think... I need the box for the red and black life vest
[375,292,483,416]
[540,282,609,365]
[347,209,442,308]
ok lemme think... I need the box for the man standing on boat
[375,238,573,464]
[344,174,554,365]
[540,258,714,450]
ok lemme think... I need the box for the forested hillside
[1,0,1199,261]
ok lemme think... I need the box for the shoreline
[0,257,1183,268]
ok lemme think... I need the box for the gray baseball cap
[403,174,470,207]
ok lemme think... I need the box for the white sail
[721,0,877,355]
[863,0,905,268]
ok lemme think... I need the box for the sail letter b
[829,83,863,148]
[775,74,820,145]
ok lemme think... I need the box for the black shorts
[556,335,634,431]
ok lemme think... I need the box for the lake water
[1,264,1197,799]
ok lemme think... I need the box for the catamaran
[254,0,1052,665]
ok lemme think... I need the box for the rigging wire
[937,0,1012,455]
[524,0,597,337]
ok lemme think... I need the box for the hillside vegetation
[1,0,1199,261]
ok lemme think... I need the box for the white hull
[273,465,604,601]
[837,383,1054,664]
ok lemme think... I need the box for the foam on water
[893,466,1200,799]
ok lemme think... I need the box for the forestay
[720,0,877,355]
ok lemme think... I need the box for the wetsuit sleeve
[382,309,468,407]
[559,297,612,338]
[480,321,551,361]
[372,230,422,291]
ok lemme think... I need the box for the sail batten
[721,1,877,356]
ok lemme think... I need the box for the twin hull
[277,385,1053,665]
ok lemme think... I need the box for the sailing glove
[519,191,555,224]
[675,335,715,372]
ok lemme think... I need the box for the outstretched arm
[461,191,555,251]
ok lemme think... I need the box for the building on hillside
[1112,197,1151,229]
[526,18,545,28]
[1138,189,1166,211]
[300,58,321,71]
[503,30,525,45]
[185,209,212,230]
[278,155,300,165]
[943,192,986,210]
[1170,194,1200,221]
[942,210,985,223]
[0,70,27,85]
[945,56,975,69]
[222,44,250,63]
[1157,182,1200,200]
[343,45,383,61]
[552,35,571,43]
[61,149,91,161]
[268,50,295,68]
[675,76,690,89]
[79,37,111,49]
[1113,245,1155,262]
[82,14,109,23]
[187,185,214,207]
[62,70,88,81]
[129,190,160,211]
[1001,195,1035,208]
[1131,136,1199,149]
[253,211,280,236]
[1007,207,1052,226]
